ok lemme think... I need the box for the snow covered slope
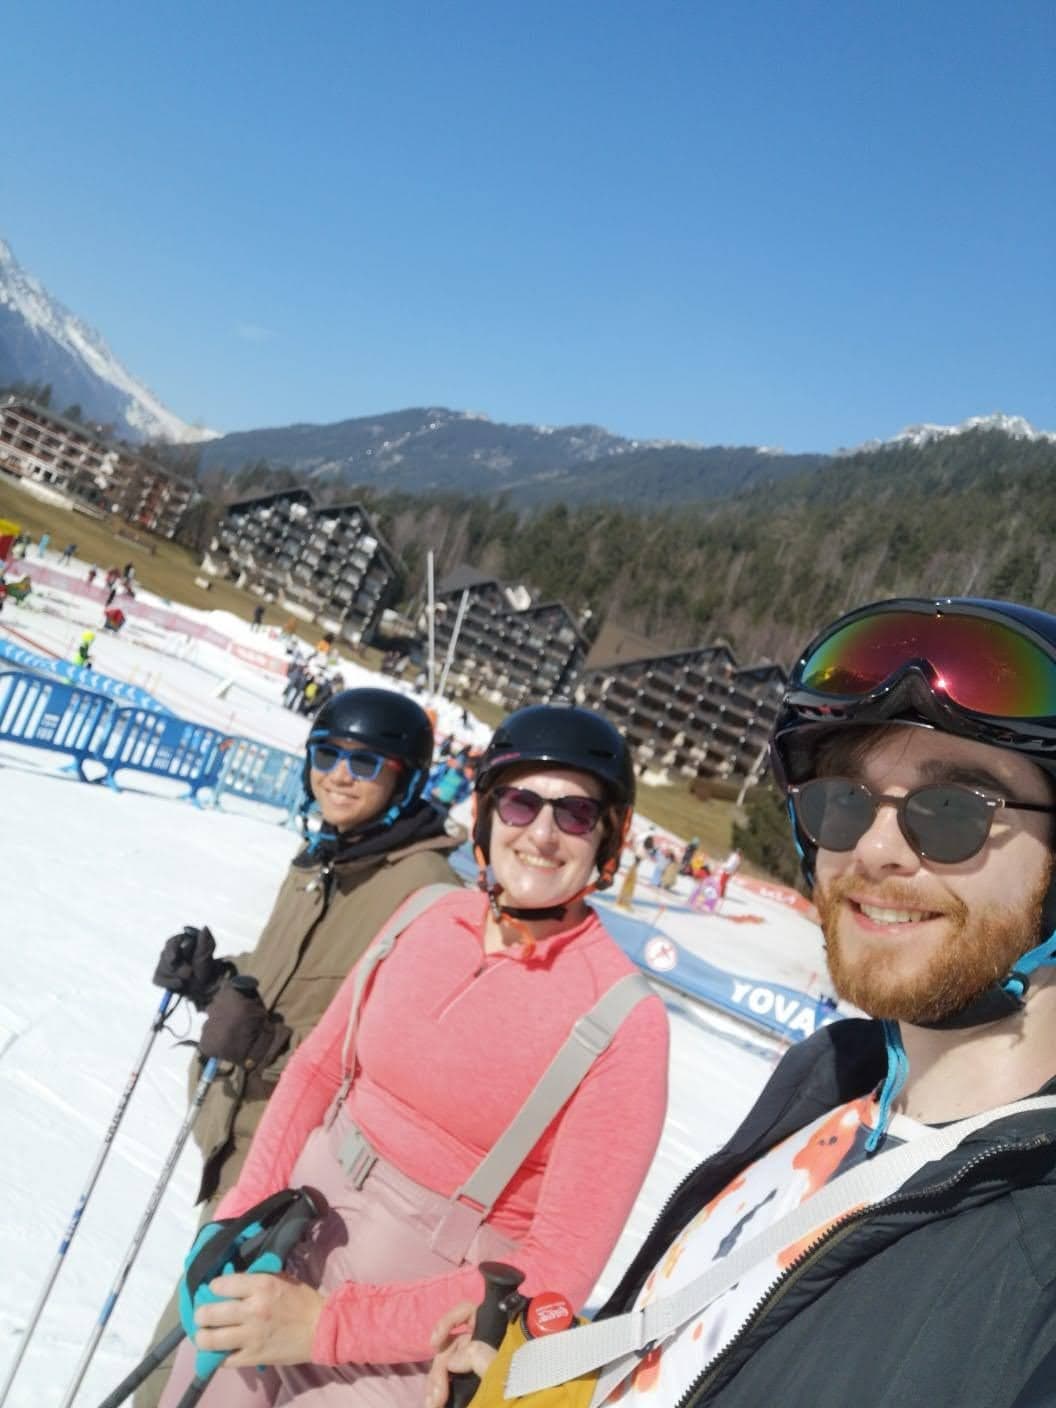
[860,411,1056,452]
[0,237,214,445]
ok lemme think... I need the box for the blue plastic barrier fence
[211,737,305,820]
[90,707,230,802]
[0,670,114,773]
[0,636,168,713]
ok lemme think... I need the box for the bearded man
[428,596,1056,1408]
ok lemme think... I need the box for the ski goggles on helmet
[308,743,399,780]
[789,776,1056,864]
[491,785,602,836]
[795,602,1056,719]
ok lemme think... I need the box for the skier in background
[73,630,94,668]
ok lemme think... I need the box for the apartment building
[575,638,787,783]
[0,397,194,537]
[206,487,402,642]
[432,566,587,707]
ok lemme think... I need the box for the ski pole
[0,989,178,1408]
[97,1188,322,1408]
[95,1325,184,1408]
[57,1057,220,1408]
[447,1262,526,1408]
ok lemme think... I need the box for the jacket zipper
[664,1132,1055,1408]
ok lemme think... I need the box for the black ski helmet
[305,687,435,823]
[474,703,635,888]
[770,595,1056,1028]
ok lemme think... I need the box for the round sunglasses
[789,776,1056,864]
[492,785,602,837]
[308,743,397,780]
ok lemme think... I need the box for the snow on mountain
[861,412,1056,452]
[0,236,216,445]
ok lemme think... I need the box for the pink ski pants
[159,1104,515,1408]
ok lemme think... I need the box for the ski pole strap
[182,1188,302,1298]
[506,1095,1056,1404]
[179,1187,322,1382]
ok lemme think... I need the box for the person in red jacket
[160,705,669,1407]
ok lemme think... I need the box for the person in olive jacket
[135,686,463,1407]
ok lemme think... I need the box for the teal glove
[178,1218,283,1381]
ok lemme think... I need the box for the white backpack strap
[337,883,461,1083]
[429,973,655,1262]
[506,1093,1056,1403]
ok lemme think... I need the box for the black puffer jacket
[599,1019,1056,1408]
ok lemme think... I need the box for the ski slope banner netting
[606,913,839,1044]
[0,637,169,711]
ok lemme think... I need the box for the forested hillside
[365,428,1055,663]
[182,427,1054,666]
[207,415,827,509]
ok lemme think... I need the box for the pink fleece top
[217,889,669,1367]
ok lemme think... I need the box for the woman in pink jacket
[161,704,669,1406]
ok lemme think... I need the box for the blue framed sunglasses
[308,743,397,780]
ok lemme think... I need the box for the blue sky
[3,0,1053,450]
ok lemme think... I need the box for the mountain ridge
[0,236,213,445]
[2,234,1053,511]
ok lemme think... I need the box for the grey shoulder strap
[505,1093,1056,1403]
[461,971,656,1212]
[338,882,461,1077]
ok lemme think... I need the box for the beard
[814,863,1053,1026]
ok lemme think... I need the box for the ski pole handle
[446,1262,526,1408]
[96,1189,323,1408]
[230,1186,322,1275]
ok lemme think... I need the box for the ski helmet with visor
[474,704,635,923]
[770,596,1056,1032]
[304,687,434,832]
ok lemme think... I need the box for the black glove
[198,976,292,1071]
[154,926,235,1010]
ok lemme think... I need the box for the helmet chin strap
[866,927,1056,1152]
[921,927,1056,1030]
[473,842,610,951]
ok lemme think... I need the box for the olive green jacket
[191,825,463,1203]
